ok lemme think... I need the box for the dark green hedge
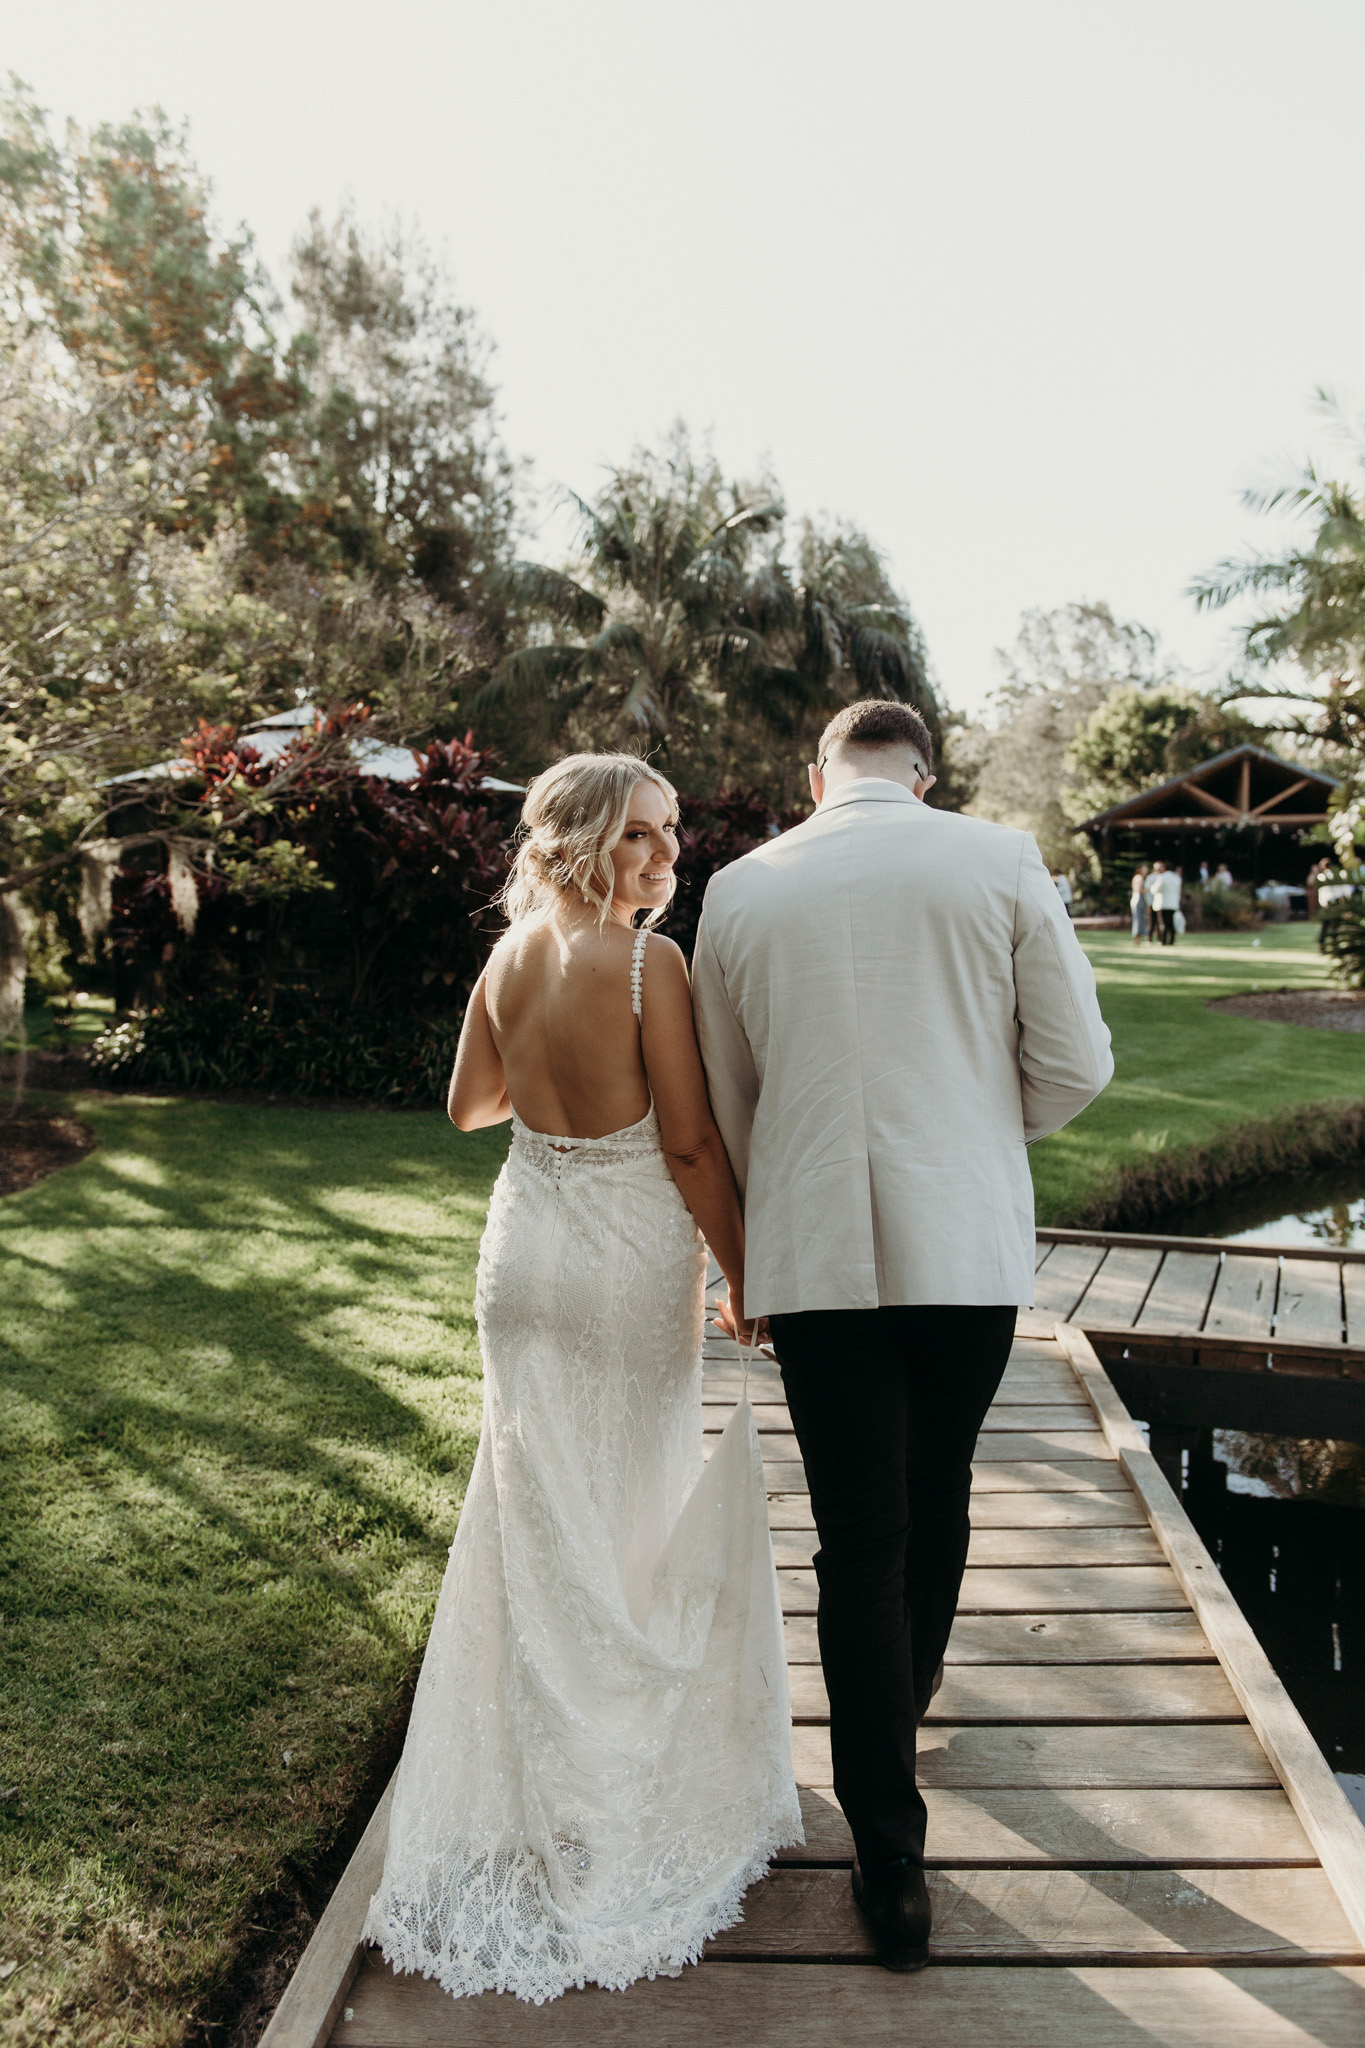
[87,997,462,1106]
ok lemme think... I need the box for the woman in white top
[1130,867,1150,945]
[364,752,801,2006]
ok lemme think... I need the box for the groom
[691,699,1112,1970]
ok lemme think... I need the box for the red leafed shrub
[110,715,516,1024]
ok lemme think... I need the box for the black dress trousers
[767,1303,1017,1875]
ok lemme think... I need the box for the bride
[363,752,802,2005]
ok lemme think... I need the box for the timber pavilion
[1073,743,1339,886]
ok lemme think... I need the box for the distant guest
[1149,860,1182,945]
[1130,868,1150,945]
[1052,871,1074,916]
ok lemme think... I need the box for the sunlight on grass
[0,1095,507,2048]
[1030,924,1361,1223]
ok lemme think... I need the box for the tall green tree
[0,87,510,1026]
[482,429,938,791]
[288,207,516,614]
[1064,684,1260,820]
[1191,389,1365,863]
[956,602,1173,871]
[0,83,306,554]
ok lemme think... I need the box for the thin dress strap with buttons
[630,926,648,1021]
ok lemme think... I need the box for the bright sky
[6,0,1364,718]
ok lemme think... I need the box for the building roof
[104,701,525,794]
[1073,744,1338,836]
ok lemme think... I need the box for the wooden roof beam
[1250,776,1313,818]
[1110,814,1328,829]
[1185,785,1242,818]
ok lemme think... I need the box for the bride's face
[608,781,678,919]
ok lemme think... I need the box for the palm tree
[1191,389,1365,861]
[480,431,938,768]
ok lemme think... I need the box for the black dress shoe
[851,1856,931,1971]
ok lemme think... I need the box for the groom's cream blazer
[691,778,1113,1317]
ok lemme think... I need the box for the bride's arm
[448,975,513,1129]
[641,936,750,1327]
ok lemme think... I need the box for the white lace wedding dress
[363,928,802,2005]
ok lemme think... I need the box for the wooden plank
[784,1609,1215,1666]
[763,1609,1218,1663]
[778,1563,1186,1615]
[788,1661,1241,1724]
[793,1722,1278,1789]
[1056,1322,1365,1950]
[1072,1246,1163,1329]
[968,1490,1149,1528]
[967,1525,1162,1566]
[988,1379,1090,1407]
[782,1784,1315,1867]
[945,1610,1215,1664]
[1032,1243,1106,1317]
[336,1956,1365,2047]
[1006,1336,1069,1360]
[1348,1265,1365,1349]
[772,1526,1163,1569]
[955,1564,1186,1611]
[970,1429,1113,1461]
[706,1865,1363,1962]
[1204,1257,1279,1339]
[980,1404,1094,1429]
[760,1462,807,1491]
[1137,1250,1221,1334]
[765,1494,814,1530]
[970,1461,1131,1492]
[260,1768,395,2048]
[1275,1258,1344,1345]
[1035,1238,1053,1270]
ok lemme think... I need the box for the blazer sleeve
[1012,836,1114,1143]
[690,903,761,1200]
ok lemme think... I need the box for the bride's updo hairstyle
[500,752,680,930]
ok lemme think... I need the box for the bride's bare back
[446,754,750,1323]
[483,914,650,1140]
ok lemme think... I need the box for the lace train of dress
[363,1104,803,2004]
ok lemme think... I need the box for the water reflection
[1131,1165,1365,1820]
[1173,1445,1365,1822]
[1159,1164,1365,1249]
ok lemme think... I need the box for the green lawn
[0,1096,508,2048]
[1032,923,1364,1224]
[2,922,1361,2046]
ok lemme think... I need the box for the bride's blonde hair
[500,752,680,929]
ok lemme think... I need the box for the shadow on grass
[0,1093,507,2048]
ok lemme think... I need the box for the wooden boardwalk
[263,1313,1365,2048]
[1036,1226,1365,1361]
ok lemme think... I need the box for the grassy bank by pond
[0,1095,507,2048]
[1031,924,1365,1227]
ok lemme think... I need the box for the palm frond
[506,560,606,629]
[474,642,586,711]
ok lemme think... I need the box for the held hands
[710,1285,769,1350]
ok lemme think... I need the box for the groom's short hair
[817,699,934,771]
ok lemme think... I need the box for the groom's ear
[808,761,823,806]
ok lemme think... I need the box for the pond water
[1127,1164,1365,1821]
[1171,1446,1365,1823]
[1158,1163,1365,1249]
